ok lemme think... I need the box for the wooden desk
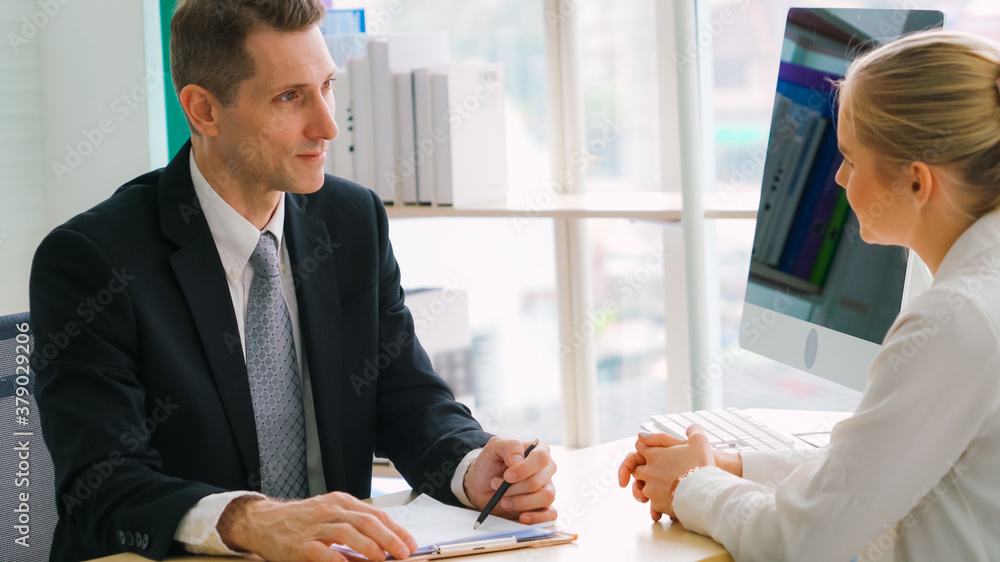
[87,436,732,562]
[87,410,854,562]
[522,437,734,562]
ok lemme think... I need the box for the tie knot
[249,232,281,278]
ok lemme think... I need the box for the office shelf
[385,191,759,221]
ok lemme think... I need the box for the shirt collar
[189,150,286,279]
[934,208,1000,283]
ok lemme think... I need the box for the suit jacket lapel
[284,193,347,492]
[158,141,262,488]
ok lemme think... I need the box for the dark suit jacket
[29,141,491,561]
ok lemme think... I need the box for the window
[390,218,563,444]
[342,0,565,442]
[577,0,660,193]
[706,0,1000,412]
[575,0,673,440]
[337,0,551,200]
[586,219,669,442]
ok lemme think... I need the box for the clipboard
[333,528,578,561]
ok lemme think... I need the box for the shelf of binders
[322,29,759,222]
[383,191,760,221]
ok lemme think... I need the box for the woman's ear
[909,161,934,208]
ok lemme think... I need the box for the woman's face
[834,103,918,247]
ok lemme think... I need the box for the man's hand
[463,437,558,525]
[217,492,419,562]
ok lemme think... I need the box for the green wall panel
[160,0,189,159]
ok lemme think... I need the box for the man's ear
[179,84,222,137]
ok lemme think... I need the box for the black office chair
[0,312,58,561]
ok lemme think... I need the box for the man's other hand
[217,492,419,562]
[463,437,558,525]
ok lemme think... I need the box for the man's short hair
[170,0,326,110]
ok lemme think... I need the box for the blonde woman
[619,30,1000,561]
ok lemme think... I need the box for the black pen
[473,438,540,530]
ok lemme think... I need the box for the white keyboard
[641,408,798,452]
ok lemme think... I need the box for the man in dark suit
[29,1,557,560]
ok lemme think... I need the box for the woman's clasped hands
[617,425,742,522]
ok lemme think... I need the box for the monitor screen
[740,8,944,392]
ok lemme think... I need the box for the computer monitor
[739,8,944,392]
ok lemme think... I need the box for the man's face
[214,27,338,196]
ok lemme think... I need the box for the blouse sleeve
[672,290,1000,562]
[740,447,827,487]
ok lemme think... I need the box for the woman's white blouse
[674,210,1000,562]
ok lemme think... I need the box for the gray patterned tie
[245,232,309,499]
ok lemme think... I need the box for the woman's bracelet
[669,465,711,507]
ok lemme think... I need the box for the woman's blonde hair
[838,30,1000,218]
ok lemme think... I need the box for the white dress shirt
[173,152,479,554]
[673,209,1000,561]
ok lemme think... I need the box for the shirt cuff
[450,448,483,508]
[672,465,765,537]
[173,491,267,555]
[740,448,826,487]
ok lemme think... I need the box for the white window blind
[1,0,47,315]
